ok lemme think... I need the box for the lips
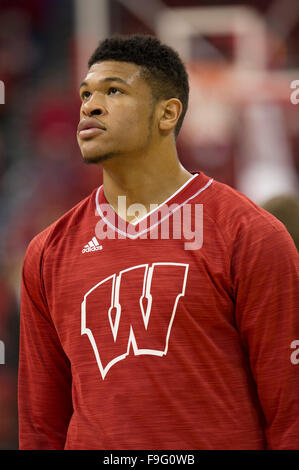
[77,118,106,138]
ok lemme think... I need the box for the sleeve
[232,223,299,450]
[18,234,73,450]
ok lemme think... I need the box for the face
[77,61,156,164]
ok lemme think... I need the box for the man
[18,34,299,450]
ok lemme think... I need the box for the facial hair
[82,152,116,165]
[81,101,156,166]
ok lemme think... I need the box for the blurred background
[0,0,299,449]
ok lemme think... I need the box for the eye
[81,90,91,100]
[107,87,122,95]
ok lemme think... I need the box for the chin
[82,152,115,165]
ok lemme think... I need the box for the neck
[101,139,193,222]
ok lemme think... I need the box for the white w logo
[81,262,189,379]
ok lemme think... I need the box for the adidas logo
[82,237,103,254]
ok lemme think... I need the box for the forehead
[82,61,146,88]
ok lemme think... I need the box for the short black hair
[88,34,189,139]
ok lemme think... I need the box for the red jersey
[18,171,299,450]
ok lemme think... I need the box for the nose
[81,93,106,117]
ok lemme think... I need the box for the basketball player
[18,35,299,450]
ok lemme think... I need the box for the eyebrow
[79,77,131,89]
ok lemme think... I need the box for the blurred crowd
[0,0,298,450]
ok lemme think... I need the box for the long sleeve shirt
[18,171,299,449]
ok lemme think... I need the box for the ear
[158,98,182,133]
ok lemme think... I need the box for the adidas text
[82,245,103,254]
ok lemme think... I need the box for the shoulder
[190,173,299,267]
[197,173,288,243]
[191,176,299,297]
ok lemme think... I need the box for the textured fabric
[18,171,299,450]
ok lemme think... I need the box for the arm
[233,224,299,449]
[18,235,73,449]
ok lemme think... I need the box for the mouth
[77,118,106,139]
[78,127,105,139]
